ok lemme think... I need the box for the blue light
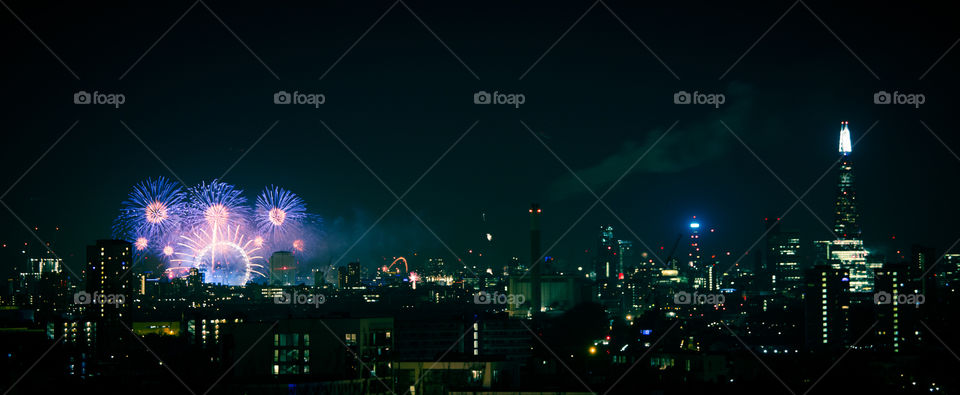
[841,277,849,282]
[689,222,700,229]
[641,329,652,335]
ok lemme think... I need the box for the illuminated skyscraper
[764,218,802,295]
[595,225,616,280]
[270,251,296,286]
[820,122,871,293]
[595,225,622,313]
[84,239,133,362]
[338,261,362,289]
[686,219,708,289]
[804,265,850,350]
[834,121,859,239]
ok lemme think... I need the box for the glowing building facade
[821,122,872,293]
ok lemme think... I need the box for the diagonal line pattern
[0,200,82,281]
[598,0,679,80]
[318,0,478,80]
[520,0,679,81]
[317,319,396,394]
[403,324,475,395]
[0,0,80,80]
[519,320,596,394]
[722,120,841,241]
[720,0,878,80]
[321,120,478,274]
[2,335,64,395]
[198,0,279,80]
[604,320,679,394]
[720,0,800,80]
[802,320,878,394]
[1,120,79,200]
[919,320,960,363]
[218,120,280,180]
[720,120,878,275]
[797,0,878,80]
[519,0,601,81]
[120,120,191,188]
[398,0,479,80]
[203,321,279,395]
[119,0,201,80]
[519,120,677,279]
[119,0,278,80]
[919,37,960,80]
[121,321,197,395]
[319,0,401,80]
[722,322,796,395]
[920,120,960,162]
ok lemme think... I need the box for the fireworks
[190,181,248,229]
[113,178,319,286]
[171,226,265,286]
[113,177,186,244]
[255,186,308,238]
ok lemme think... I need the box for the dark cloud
[549,83,756,199]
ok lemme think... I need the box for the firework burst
[255,186,308,238]
[171,225,265,285]
[113,177,186,244]
[114,178,320,286]
[188,180,248,229]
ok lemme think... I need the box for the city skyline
[2,1,959,394]
[2,1,959,280]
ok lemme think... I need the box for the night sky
[1,0,957,277]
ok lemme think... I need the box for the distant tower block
[529,203,542,313]
[270,251,296,286]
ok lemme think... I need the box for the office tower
[874,263,923,353]
[764,218,802,296]
[84,239,133,360]
[820,122,871,293]
[529,204,542,313]
[31,257,62,273]
[595,225,616,280]
[909,245,935,293]
[312,268,325,288]
[617,240,634,276]
[938,253,960,290]
[594,225,624,313]
[425,257,447,277]
[270,251,296,286]
[338,261,362,289]
[834,122,859,238]
[804,265,850,350]
[686,219,708,289]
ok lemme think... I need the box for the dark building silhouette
[804,265,850,351]
[84,239,133,368]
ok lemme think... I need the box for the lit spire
[839,121,852,154]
